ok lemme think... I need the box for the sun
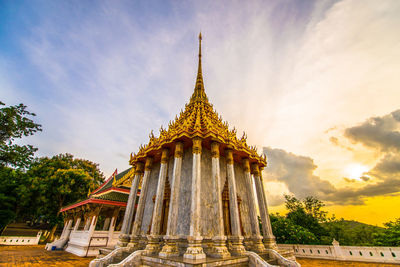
[345,164,369,180]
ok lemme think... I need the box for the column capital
[211,141,220,158]
[134,162,145,175]
[242,158,250,173]
[225,148,234,165]
[251,163,260,176]
[192,137,202,154]
[145,157,153,171]
[174,141,184,158]
[161,148,170,164]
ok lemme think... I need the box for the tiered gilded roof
[130,33,266,167]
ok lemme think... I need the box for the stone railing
[108,250,145,267]
[89,246,130,267]
[0,231,42,246]
[268,249,300,267]
[278,240,400,264]
[246,251,278,267]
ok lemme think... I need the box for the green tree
[0,101,41,232]
[284,195,328,242]
[373,218,400,246]
[0,101,42,169]
[23,154,104,240]
[270,213,318,244]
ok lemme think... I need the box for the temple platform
[141,255,249,267]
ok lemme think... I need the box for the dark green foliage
[0,101,42,169]
[0,167,19,232]
[373,218,400,246]
[270,194,399,246]
[23,154,105,227]
[270,213,318,244]
[322,219,383,246]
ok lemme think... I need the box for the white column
[73,217,81,232]
[118,162,143,247]
[243,159,265,253]
[184,137,206,260]
[103,218,111,231]
[253,164,276,249]
[61,220,68,236]
[160,142,184,257]
[209,142,230,258]
[88,215,98,238]
[107,208,119,247]
[64,219,73,238]
[84,216,91,231]
[145,148,169,255]
[226,148,246,255]
[130,157,153,248]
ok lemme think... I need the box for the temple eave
[129,131,266,167]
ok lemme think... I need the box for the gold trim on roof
[129,34,267,167]
[113,167,135,187]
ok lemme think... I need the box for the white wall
[0,231,42,245]
[278,243,400,264]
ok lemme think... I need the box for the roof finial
[199,32,202,58]
[190,32,208,103]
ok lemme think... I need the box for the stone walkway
[0,245,94,267]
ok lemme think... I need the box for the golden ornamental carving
[251,163,260,176]
[211,142,220,158]
[129,34,267,168]
[192,137,202,154]
[113,167,135,187]
[174,142,184,158]
[161,148,170,164]
[226,149,234,165]
[145,157,153,171]
[242,158,250,173]
[134,162,144,175]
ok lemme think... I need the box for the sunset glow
[2,0,400,226]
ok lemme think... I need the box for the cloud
[263,147,336,202]
[344,109,400,152]
[265,109,400,206]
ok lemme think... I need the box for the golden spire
[190,32,208,103]
[129,33,267,169]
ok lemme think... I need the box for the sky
[1,0,400,225]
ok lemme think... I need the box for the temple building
[54,33,299,266]
[46,168,136,256]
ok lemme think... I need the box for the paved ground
[0,245,94,267]
[1,245,399,266]
[297,257,400,266]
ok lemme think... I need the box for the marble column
[130,157,153,249]
[209,141,230,258]
[118,162,144,247]
[243,159,266,253]
[107,208,119,247]
[226,148,246,255]
[145,148,169,255]
[160,142,184,257]
[184,137,206,260]
[252,164,276,249]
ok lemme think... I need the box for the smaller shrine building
[47,168,135,256]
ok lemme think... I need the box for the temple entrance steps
[90,248,299,267]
